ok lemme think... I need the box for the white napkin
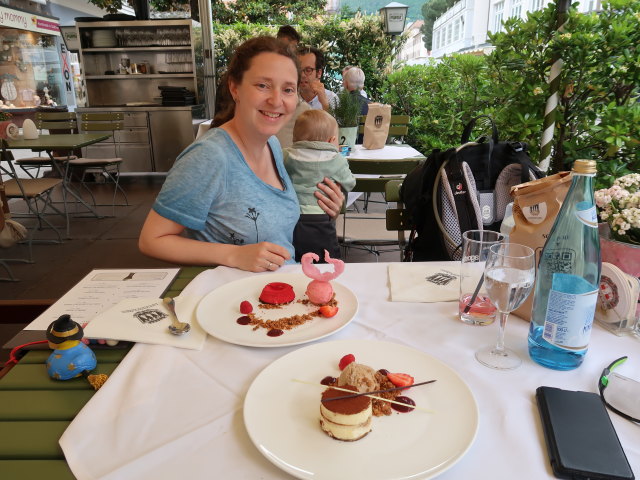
[84,296,208,350]
[388,262,460,302]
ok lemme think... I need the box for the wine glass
[475,243,535,370]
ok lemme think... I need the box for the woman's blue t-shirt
[153,128,300,263]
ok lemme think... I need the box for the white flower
[596,174,640,244]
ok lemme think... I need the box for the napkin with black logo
[388,263,460,303]
[84,297,207,350]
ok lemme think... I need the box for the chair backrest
[37,120,78,131]
[35,111,76,122]
[35,112,78,134]
[358,114,410,140]
[79,113,124,134]
[80,113,124,122]
[385,179,411,260]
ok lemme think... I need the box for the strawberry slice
[240,301,253,314]
[319,305,338,318]
[339,354,355,370]
[387,373,415,389]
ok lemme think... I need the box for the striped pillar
[538,0,572,172]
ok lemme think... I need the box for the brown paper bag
[509,172,572,320]
[363,103,391,150]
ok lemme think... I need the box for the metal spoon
[163,297,191,335]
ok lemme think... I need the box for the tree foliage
[420,0,456,50]
[214,13,403,102]
[211,0,326,25]
[384,0,639,188]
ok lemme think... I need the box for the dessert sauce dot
[321,376,337,386]
[392,396,415,413]
[236,316,251,325]
[267,328,284,337]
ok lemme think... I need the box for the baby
[284,109,356,262]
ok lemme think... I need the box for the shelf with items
[85,74,194,80]
[82,46,193,53]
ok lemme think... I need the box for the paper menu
[25,268,180,331]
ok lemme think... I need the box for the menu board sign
[0,5,60,36]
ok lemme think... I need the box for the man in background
[343,66,370,116]
[277,25,300,47]
[298,46,337,112]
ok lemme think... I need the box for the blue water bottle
[528,159,601,370]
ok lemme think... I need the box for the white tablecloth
[60,263,639,480]
[348,144,424,160]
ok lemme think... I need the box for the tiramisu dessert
[319,354,423,441]
[320,385,372,441]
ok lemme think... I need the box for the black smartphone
[536,386,635,480]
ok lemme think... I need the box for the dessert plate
[244,339,479,480]
[196,273,358,347]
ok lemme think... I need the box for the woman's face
[229,52,298,139]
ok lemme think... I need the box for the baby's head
[293,109,339,146]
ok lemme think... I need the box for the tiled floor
[1,174,401,360]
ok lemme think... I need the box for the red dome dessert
[259,282,295,305]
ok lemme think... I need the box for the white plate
[196,273,358,347]
[244,339,479,480]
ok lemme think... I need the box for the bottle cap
[572,159,597,174]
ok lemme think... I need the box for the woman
[139,37,344,272]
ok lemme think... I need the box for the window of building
[494,1,505,32]
[531,0,543,10]
[511,0,522,18]
[453,17,460,41]
[446,22,452,44]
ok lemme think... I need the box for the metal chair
[15,112,79,178]
[1,144,64,261]
[65,113,128,216]
[384,180,412,261]
[336,158,421,260]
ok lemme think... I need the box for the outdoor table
[3,134,111,235]
[1,263,638,480]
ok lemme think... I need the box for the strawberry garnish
[319,305,338,318]
[387,373,415,389]
[339,354,355,370]
[240,301,253,314]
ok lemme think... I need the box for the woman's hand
[227,242,291,273]
[315,177,344,219]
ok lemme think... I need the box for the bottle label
[575,203,597,228]
[542,273,598,351]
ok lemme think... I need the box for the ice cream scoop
[338,363,379,393]
[301,250,345,305]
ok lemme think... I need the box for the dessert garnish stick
[320,379,437,402]
[292,379,434,413]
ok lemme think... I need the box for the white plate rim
[196,273,358,348]
[243,339,479,480]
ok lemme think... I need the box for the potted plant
[330,89,361,150]
[595,173,640,277]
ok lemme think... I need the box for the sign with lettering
[0,6,60,36]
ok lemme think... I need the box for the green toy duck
[46,314,107,390]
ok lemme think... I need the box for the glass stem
[495,311,509,354]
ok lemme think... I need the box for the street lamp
[379,2,409,36]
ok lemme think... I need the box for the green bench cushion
[0,421,68,459]
[0,390,95,420]
[0,363,118,391]
[0,460,75,479]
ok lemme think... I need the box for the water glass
[459,230,505,325]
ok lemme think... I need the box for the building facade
[398,20,430,65]
[431,0,602,58]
